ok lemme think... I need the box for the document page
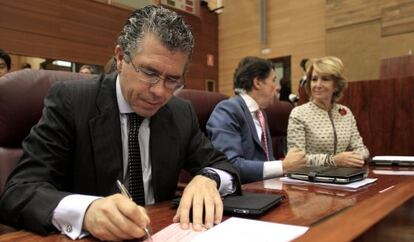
[373,170,414,176]
[280,177,377,190]
[151,218,308,242]
[151,223,204,242]
[372,156,414,161]
[192,217,308,242]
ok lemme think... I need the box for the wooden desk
[1,167,414,241]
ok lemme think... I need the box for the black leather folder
[172,192,283,215]
[288,167,367,184]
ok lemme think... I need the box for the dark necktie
[127,113,145,205]
[256,109,270,161]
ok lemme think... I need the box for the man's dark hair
[0,49,11,70]
[233,56,274,94]
[117,5,194,62]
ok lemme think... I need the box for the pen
[116,180,153,242]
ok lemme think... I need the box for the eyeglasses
[125,54,184,91]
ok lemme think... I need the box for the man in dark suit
[207,56,306,184]
[0,6,240,241]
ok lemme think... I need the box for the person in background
[21,63,32,69]
[298,58,309,87]
[79,64,95,74]
[287,56,369,167]
[0,5,240,241]
[278,77,291,103]
[207,56,307,184]
[0,49,11,77]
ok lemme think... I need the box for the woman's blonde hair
[304,56,347,102]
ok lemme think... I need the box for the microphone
[289,94,299,103]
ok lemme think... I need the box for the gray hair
[117,5,194,61]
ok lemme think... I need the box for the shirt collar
[239,93,260,113]
[116,75,134,114]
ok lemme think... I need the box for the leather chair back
[265,100,294,159]
[176,89,228,135]
[0,69,94,193]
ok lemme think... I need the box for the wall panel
[0,0,218,90]
[218,0,325,96]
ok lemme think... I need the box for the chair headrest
[0,69,96,147]
[265,101,293,136]
[176,89,228,134]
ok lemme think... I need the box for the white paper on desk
[192,217,308,242]
[372,156,414,161]
[151,223,204,242]
[264,178,283,190]
[280,177,377,189]
[373,170,414,176]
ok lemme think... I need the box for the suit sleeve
[206,101,265,184]
[0,82,74,234]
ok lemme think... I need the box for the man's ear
[114,45,124,72]
[252,77,262,90]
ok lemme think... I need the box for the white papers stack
[151,218,309,242]
[279,177,377,190]
[372,156,414,161]
[373,170,414,176]
[192,217,308,242]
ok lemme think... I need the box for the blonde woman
[287,56,369,167]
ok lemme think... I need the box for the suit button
[66,225,72,233]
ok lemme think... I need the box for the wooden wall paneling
[0,0,130,65]
[392,77,414,155]
[380,55,414,79]
[175,4,219,91]
[219,0,325,96]
[326,0,414,82]
[381,0,414,36]
[0,28,113,66]
[326,0,381,30]
[340,78,414,156]
[0,0,218,90]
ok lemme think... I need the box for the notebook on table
[287,167,368,184]
[172,192,283,215]
[370,156,414,166]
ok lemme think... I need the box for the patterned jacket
[287,102,369,166]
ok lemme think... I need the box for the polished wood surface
[1,166,414,241]
[380,55,414,79]
[340,76,414,156]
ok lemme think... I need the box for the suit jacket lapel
[89,73,123,195]
[235,96,263,149]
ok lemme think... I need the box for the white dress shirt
[239,93,283,179]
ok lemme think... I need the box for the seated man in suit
[0,5,240,241]
[207,56,306,184]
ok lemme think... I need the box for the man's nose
[149,79,168,96]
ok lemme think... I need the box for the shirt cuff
[52,194,101,240]
[263,160,283,179]
[207,168,236,196]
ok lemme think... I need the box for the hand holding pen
[82,181,152,241]
[116,180,153,241]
